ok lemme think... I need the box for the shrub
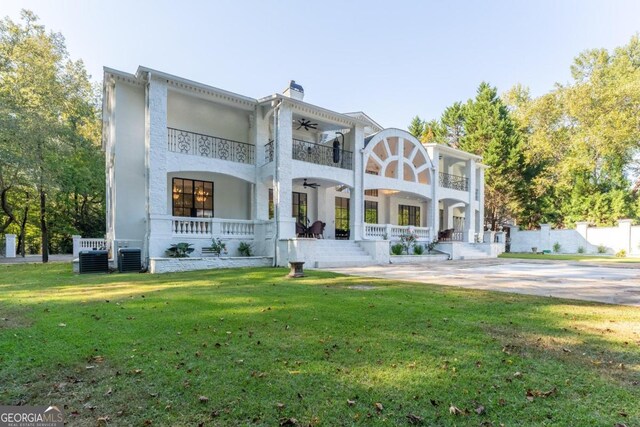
[166,242,194,258]
[615,249,627,258]
[597,244,607,254]
[426,239,438,253]
[399,228,418,253]
[390,243,404,255]
[552,242,561,253]
[577,246,585,254]
[238,242,253,257]
[413,244,425,255]
[209,238,227,257]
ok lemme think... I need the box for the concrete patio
[326,258,640,306]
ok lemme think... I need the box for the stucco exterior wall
[149,256,272,274]
[167,90,251,143]
[113,83,146,242]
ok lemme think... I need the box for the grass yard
[0,264,638,426]
[499,252,640,263]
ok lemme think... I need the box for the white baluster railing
[363,224,431,241]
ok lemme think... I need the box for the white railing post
[385,224,393,240]
[72,235,81,257]
[5,234,16,258]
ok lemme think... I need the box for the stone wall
[149,256,273,274]
[509,220,638,255]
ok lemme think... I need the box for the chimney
[283,80,304,101]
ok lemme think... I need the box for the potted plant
[166,242,194,258]
[210,238,228,257]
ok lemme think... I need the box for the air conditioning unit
[118,248,142,273]
[79,250,109,274]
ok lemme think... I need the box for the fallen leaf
[449,405,463,415]
[199,396,209,403]
[347,399,356,406]
[475,405,486,415]
[279,417,298,426]
[104,388,112,396]
[58,323,66,327]
[96,415,110,424]
[374,402,383,412]
[406,413,423,424]
[276,403,285,410]
[513,371,522,378]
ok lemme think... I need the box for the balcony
[439,172,469,191]
[167,128,255,165]
[292,139,353,170]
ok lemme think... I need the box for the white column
[275,104,294,239]
[254,113,271,221]
[349,125,364,240]
[145,76,172,258]
[478,167,485,232]
[72,235,81,258]
[430,149,439,234]
[5,234,16,258]
[464,159,476,242]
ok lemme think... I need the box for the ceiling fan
[303,179,320,189]
[296,118,318,131]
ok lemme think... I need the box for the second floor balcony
[168,128,255,165]
[292,139,353,170]
[439,172,469,191]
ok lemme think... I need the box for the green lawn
[1,264,638,426]
[500,252,640,263]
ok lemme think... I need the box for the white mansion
[102,66,500,272]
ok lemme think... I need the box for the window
[364,189,378,197]
[268,189,274,219]
[364,200,378,224]
[398,205,420,227]
[292,192,308,224]
[335,197,350,239]
[172,178,213,217]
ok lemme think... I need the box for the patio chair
[308,220,325,239]
[296,222,308,237]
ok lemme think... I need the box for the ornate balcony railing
[167,128,255,165]
[439,172,469,191]
[292,139,353,170]
[264,140,274,164]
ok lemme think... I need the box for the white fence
[509,220,639,255]
[363,224,432,241]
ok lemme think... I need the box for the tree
[0,10,104,260]
[439,102,466,148]
[408,115,425,139]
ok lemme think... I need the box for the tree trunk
[18,192,29,257]
[0,187,16,234]
[40,188,48,263]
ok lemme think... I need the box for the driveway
[326,258,640,306]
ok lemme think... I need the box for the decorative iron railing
[264,140,274,164]
[292,139,353,170]
[439,172,469,191]
[167,128,255,165]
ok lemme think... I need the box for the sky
[2,0,639,128]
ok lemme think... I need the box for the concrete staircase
[307,240,376,268]
[457,243,491,260]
